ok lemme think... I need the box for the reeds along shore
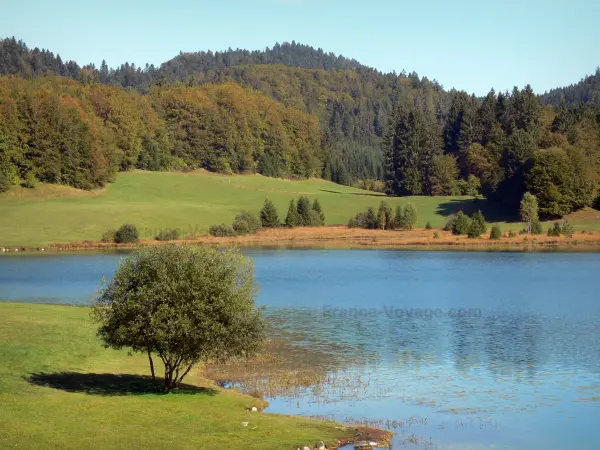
[3,226,600,252]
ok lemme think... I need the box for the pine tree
[285,199,300,227]
[393,205,403,230]
[296,196,312,226]
[365,207,378,229]
[477,90,498,146]
[384,104,439,196]
[401,204,418,230]
[312,199,325,225]
[468,210,487,238]
[260,198,279,228]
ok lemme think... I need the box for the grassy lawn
[0,302,358,449]
[1,170,598,246]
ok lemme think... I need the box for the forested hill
[0,38,366,88]
[0,37,446,186]
[1,37,599,220]
[540,69,600,107]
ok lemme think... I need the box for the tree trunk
[176,364,194,385]
[147,349,158,390]
[147,350,156,381]
[164,366,174,393]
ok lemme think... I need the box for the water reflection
[2,250,600,449]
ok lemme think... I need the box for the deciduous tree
[93,245,265,393]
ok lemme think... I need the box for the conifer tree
[377,201,393,230]
[285,199,300,227]
[401,203,418,230]
[365,207,378,229]
[259,198,279,228]
[296,196,312,226]
[312,199,325,225]
[468,210,487,237]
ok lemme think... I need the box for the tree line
[0,37,448,186]
[1,37,599,221]
[0,77,322,190]
[384,87,600,218]
[209,197,326,237]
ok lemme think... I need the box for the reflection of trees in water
[207,307,600,413]
[266,307,600,381]
[479,315,542,381]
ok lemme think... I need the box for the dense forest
[384,86,600,217]
[540,69,600,107]
[1,37,599,218]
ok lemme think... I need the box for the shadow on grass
[27,372,217,396]
[436,198,520,223]
[319,189,384,197]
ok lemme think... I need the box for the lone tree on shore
[520,192,539,234]
[92,245,266,393]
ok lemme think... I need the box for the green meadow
[1,170,598,246]
[0,302,358,449]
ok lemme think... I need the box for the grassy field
[0,302,367,449]
[1,170,599,246]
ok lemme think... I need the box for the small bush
[562,221,575,238]
[155,228,180,241]
[508,230,517,238]
[433,232,440,239]
[101,229,117,243]
[233,211,262,235]
[0,171,11,193]
[490,225,502,240]
[444,215,456,231]
[22,172,37,189]
[531,220,543,235]
[547,222,562,237]
[467,210,487,238]
[425,221,432,230]
[348,211,371,229]
[452,211,471,235]
[209,224,236,237]
[232,219,250,235]
[115,224,139,244]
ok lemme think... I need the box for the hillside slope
[0,171,480,246]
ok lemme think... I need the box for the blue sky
[1,0,598,95]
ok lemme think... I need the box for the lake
[1,249,600,449]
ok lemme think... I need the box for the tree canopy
[92,245,266,392]
[1,37,599,221]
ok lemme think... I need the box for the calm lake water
[1,250,600,449]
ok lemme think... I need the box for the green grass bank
[0,302,377,449]
[1,170,599,247]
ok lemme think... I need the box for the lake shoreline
[0,302,393,449]
[3,226,600,253]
